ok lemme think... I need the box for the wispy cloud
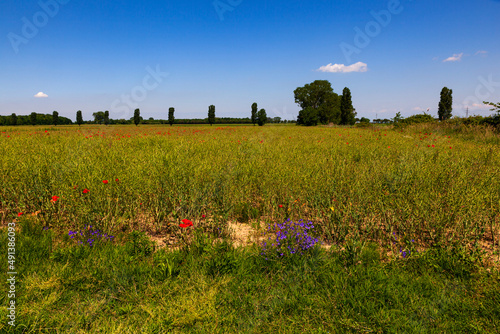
[475,50,488,56]
[468,103,491,110]
[317,61,368,73]
[34,92,48,98]
[443,53,463,62]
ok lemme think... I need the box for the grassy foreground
[0,123,499,333]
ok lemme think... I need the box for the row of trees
[131,105,269,127]
[2,83,497,126]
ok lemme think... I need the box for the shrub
[397,113,435,127]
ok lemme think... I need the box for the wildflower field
[1,123,499,333]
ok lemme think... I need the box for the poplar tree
[169,107,175,126]
[340,87,356,125]
[251,103,258,126]
[104,110,110,125]
[76,110,83,126]
[134,109,141,126]
[208,105,216,126]
[438,87,453,121]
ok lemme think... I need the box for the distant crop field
[0,124,499,259]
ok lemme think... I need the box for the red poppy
[103,180,109,184]
[180,219,193,228]
[18,212,23,216]
[202,214,206,218]
[51,195,59,203]
[278,205,283,208]
[115,178,119,182]
[83,188,89,194]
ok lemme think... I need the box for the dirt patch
[227,221,264,248]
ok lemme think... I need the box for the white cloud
[317,62,368,73]
[443,53,463,62]
[34,92,48,98]
[475,50,488,56]
[469,103,491,110]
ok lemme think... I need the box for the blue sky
[1,0,499,121]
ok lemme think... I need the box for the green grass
[0,123,499,332]
[0,217,499,333]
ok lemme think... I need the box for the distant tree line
[0,112,72,126]
[0,111,292,126]
[3,87,497,129]
[140,117,294,125]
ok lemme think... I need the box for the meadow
[0,123,499,333]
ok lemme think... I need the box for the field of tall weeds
[1,123,498,263]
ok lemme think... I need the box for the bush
[397,113,436,127]
[446,115,500,129]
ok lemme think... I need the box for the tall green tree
[134,109,141,126]
[76,110,83,126]
[251,103,258,126]
[30,112,37,126]
[52,111,59,126]
[10,113,17,126]
[257,108,267,126]
[104,110,110,125]
[340,87,356,125]
[294,80,340,126]
[168,107,175,126]
[438,87,453,121]
[208,105,216,126]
